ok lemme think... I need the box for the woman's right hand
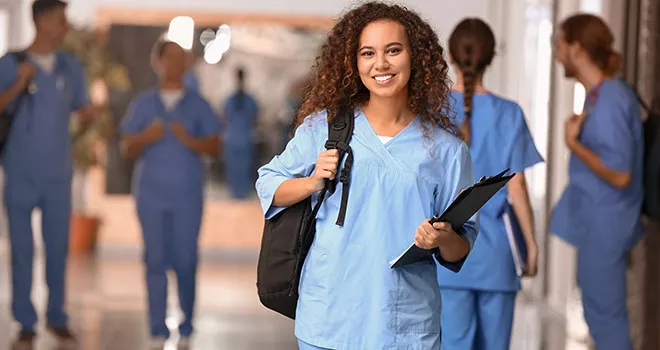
[309,149,339,191]
[142,120,165,143]
[524,244,539,277]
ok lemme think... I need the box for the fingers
[314,149,340,180]
[315,168,336,180]
[431,221,451,231]
[414,226,432,249]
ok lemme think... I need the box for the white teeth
[375,75,393,82]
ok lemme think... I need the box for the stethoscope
[24,74,67,131]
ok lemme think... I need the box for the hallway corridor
[0,238,584,350]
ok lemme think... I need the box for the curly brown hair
[295,1,459,137]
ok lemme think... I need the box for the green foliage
[59,27,131,170]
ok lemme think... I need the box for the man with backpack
[0,0,93,346]
[550,14,644,350]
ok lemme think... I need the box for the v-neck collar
[154,88,189,118]
[356,106,418,147]
[31,52,62,79]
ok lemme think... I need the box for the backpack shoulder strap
[11,51,28,63]
[324,106,355,226]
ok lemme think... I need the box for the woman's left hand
[414,220,456,250]
[171,121,191,143]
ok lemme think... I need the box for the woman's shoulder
[185,89,213,106]
[481,93,524,118]
[428,125,468,160]
[296,109,330,135]
[132,88,158,106]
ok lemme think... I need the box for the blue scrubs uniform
[256,108,478,349]
[120,88,221,338]
[437,92,543,350]
[183,70,199,92]
[0,52,88,331]
[551,80,643,350]
[223,92,258,199]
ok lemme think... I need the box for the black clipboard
[389,169,515,268]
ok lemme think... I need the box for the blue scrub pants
[224,143,254,200]
[577,244,632,350]
[137,199,203,338]
[4,175,71,331]
[440,289,516,350]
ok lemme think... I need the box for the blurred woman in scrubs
[222,67,259,199]
[120,39,221,348]
[436,18,543,350]
[256,2,478,349]
[551,14,643,350]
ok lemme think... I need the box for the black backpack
[0,51,29,155]
[636,90,660,222]
[256,107,355,319]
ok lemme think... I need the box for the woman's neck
[453,72,489,94]
[159,80,183,90]
[362,91,414,126]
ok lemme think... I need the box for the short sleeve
[0,54,19,111]
[433,142,479,272]
[120,98,148,135]
[194,97,222,136]
[0,54,17,92]
[255,114,322,219]
[69,56,90,111]
[589,89,636,173]
[508,106,543,173]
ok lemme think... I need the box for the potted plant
[60,27,131,254]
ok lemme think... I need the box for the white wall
[14,0,521,94]
[63,0,492,40]
[18,0,496,43]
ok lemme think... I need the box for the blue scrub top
[0,52,88,181]
[222,92,258,147]
[437,92,543,292]
[256,108,478,349]
[551,80,644,252]
[120,88,221,207]
[183,70,199,92]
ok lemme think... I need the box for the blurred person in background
[120,39,221,349]
[436,18,543,350]
[277,77,307,152]
[256,2,477,349]
[0,0,95,345]
[222,67,259,200]
[551,13,644,350]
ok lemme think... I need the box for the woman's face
[357,19,412,100]
[158,43,186,82]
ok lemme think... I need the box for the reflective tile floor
[0,239,586,350]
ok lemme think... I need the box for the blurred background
[0,0,658,349]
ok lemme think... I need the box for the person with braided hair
[436,18,543,350]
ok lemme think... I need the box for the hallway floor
[0,239,588,350]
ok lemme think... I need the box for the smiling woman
[296,2,458,137]
[256,2,477,349]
